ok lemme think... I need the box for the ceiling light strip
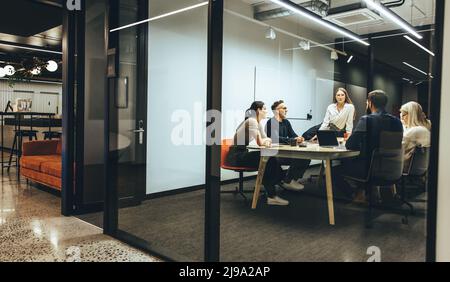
[363,0,422,39]
[403,62,428,76]
[404,35,435,56]
[269,0,369,46]
[110,2,208,33]
[307,28,432,48]
[0,43,62,55]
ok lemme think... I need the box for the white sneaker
[281,180,305,191]
[267,196,289,206]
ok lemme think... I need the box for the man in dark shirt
[265,100,311,191]
[334,90,404,198]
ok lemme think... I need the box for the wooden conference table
[248,143,360,226]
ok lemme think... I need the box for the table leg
[325,159,335,225]
[318,160,325,187]
[251,156,269,209]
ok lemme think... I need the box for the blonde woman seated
[318,88,355,138]
[400,101,431,172]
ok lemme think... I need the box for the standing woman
[400,101,431,171]
[226,101,288,206]
[319,88,355,137]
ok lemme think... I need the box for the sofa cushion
[56,140,62,155]
[40,161,62,178]
[22,140,59,156]
[21,167,61,190]
[20,155,61,172]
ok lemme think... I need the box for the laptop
[317,130,339,147]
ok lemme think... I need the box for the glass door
[106,0,209,261]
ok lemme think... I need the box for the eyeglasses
[277,107,287,110]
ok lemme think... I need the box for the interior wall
[402,83,419,104]
[373,69,403,116]
[0,80,62,114]
[334,53,368,121]
[436,0,450,262]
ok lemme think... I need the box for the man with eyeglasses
[265,100,311,191]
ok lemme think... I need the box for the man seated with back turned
[333,90,404,200]
[265,100,311,191]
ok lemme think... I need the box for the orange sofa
[20,140,62,190]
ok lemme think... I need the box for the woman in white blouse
[319,88,355,137]
[400,101,431,171]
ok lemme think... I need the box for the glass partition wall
[219,0,437,262]
[106,0,208,261]
[102,0,441,261]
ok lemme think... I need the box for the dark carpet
[77,168,427,262]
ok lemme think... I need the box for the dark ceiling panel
[0,0,62,37]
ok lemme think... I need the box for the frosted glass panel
[146,2,208,194]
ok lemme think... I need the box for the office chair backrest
[369,131,404,184]
[408,146,430,176]
[379,131,403,150]
[221,139,234,168]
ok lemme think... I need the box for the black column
[427,0,446,263]
[204,0,223,262]
[103,0,119,235]
[74,0,86,211]
[61,8,76,216]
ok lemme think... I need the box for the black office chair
[401,146,430,205]
[344,131,406,228]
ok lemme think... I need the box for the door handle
[133,120,145,144]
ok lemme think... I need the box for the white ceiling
[237,0,435,43]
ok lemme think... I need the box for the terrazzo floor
[0,169,161,262]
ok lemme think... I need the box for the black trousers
[333,158,369,198]
[277,158,311,182]
[227,146,283,197]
